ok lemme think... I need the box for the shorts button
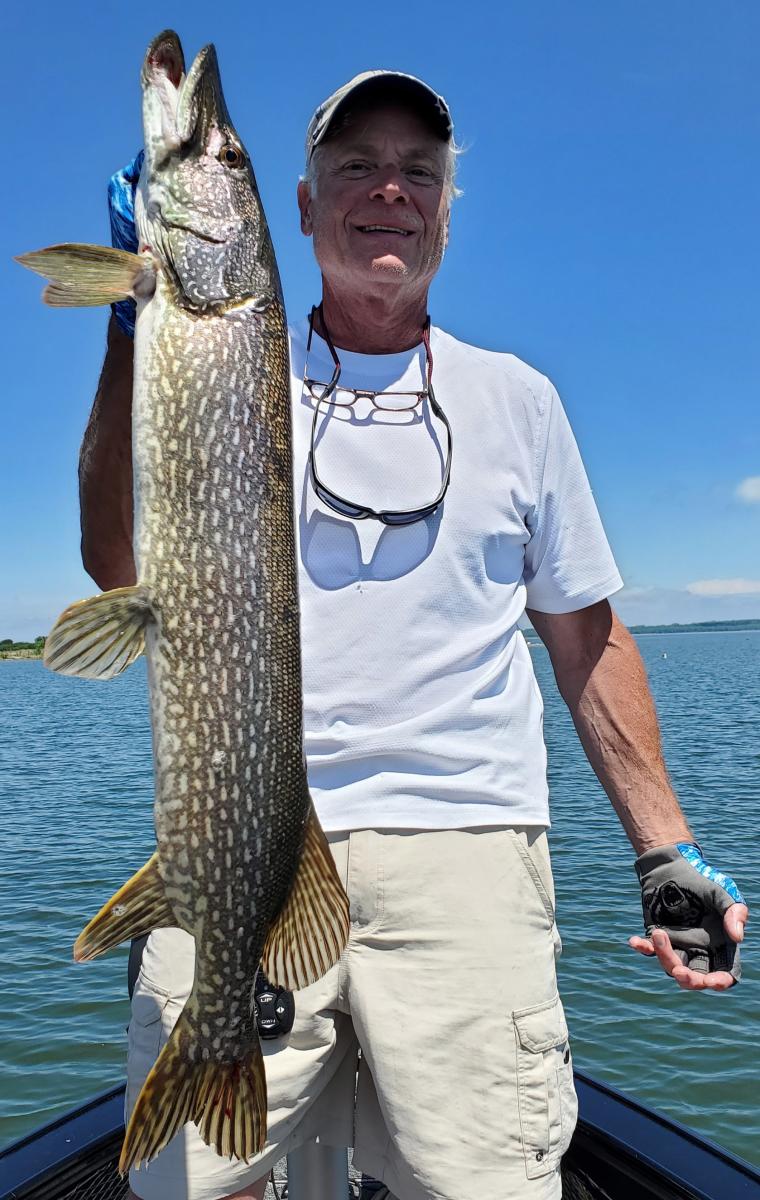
[535,1150,544,1162]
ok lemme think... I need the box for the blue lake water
[1,630,758,1165]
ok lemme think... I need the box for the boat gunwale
[1,1072,759,1200]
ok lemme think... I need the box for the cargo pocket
[125,971,173,1116]
[513,993,578,1179]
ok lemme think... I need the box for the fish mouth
[177,42,232,145]
[141,30,231,153]
[143,29,185,91]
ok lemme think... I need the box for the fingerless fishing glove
[107,149,144,337]
[635,842,744,983]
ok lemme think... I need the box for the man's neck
[318,281,429,354]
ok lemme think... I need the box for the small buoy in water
[661,652,667,659]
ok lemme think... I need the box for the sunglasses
[304,304,453,526]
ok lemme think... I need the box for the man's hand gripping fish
[17,29,349,1173]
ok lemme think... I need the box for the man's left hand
[629,842,748,991]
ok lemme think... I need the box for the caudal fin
[121,1011,267,1172]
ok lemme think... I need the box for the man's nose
[369,168,410,203]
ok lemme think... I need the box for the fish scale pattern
[133,286,306,1063]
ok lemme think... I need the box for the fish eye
[219,144,244,168]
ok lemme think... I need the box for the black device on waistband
[254,970,296,1039]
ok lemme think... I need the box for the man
[82,70,747,1200]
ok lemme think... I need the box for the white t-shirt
[289,319,623,832]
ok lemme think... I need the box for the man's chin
[370,254,408,277]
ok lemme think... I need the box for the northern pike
[17,29,349,1173]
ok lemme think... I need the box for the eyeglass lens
[312,484,366,518]
[380,507,433,526]
[306,382,423,412]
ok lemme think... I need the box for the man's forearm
[80,315,136,590]
[529,602,692,856]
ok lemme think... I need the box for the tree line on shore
[0,636,46,652]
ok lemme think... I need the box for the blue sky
[3,0,759,637]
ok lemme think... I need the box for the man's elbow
[81,537,137,591]
[528,599,619,707]
[529,599,614,669]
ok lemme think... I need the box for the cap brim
[308,71,452,160]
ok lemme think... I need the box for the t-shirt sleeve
[523,377,623,614]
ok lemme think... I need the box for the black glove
[635,842,745,983]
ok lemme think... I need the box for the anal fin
[15,243,156,307]
[262,804,350,991]
[74,853,175,962]
[44,585,151,679]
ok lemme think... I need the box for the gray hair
[303,137,464,204]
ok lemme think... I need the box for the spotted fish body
[138,293,300,984]
[17,29,348,1173]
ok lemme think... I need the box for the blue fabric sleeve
[107,150,144,337]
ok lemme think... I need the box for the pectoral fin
[74,853,175,962]
[15,243,156,307]
[262,804,350,990]
[44,585,152,679]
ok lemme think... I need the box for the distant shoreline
[0,638,45,661]
[632,626,760,636]
[2,618,758,662]
[525,618,760,638]
[628,619,760,635]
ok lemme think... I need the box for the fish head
[137,30,281,311]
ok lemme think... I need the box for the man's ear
[297,180,313,236]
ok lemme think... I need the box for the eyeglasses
[304,304,453,525]
[304,379,429,412]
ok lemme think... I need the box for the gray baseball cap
[305,70,453,164]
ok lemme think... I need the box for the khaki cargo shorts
[126,827,577,1200]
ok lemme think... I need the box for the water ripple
[0,635,758,1166]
